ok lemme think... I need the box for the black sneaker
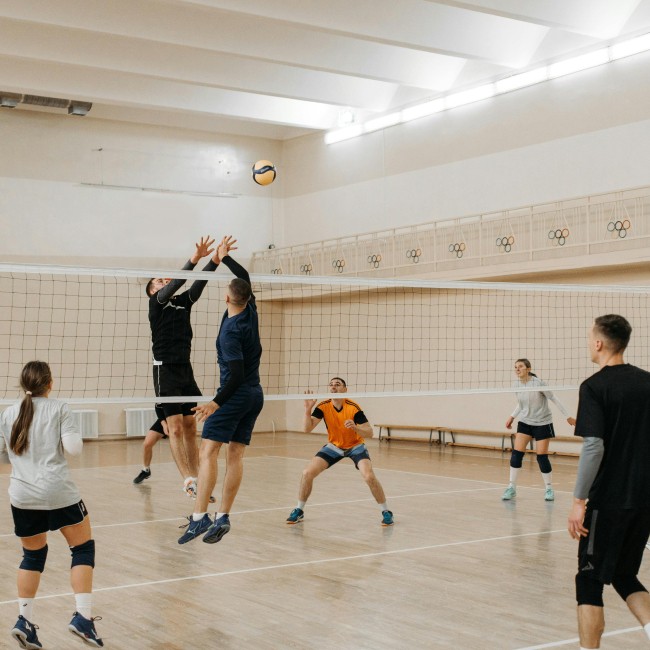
[68,612,103,647]
[133,468,151,484]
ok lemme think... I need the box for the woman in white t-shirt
[0,361,103,649]
[501,358,576,503]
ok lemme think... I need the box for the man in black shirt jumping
[569,314,650,648]
[146,235,222,498]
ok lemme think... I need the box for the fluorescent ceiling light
[496,67,548,93]
[444,84,494,109]
[610,33,650,60]
[364,112,401,133]
[324,124,364,145]
[548,49,610,79]
[401,99,444,122]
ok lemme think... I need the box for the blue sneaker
[68,612,103,647]
[202,514,231,544]
[381,510,394,526]
[11,615,42,649]
[286,507,304,524]
[178,513,212,544]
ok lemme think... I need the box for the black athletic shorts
[12,500,88,538]
[153,363,201,417]
[577,506,650,584]
[150,418,168,439]
[517,421,555,441]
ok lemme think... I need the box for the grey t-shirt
[511,376,570,426]
[0,398,82,509]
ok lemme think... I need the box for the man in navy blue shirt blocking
[179,236,263,545]
[568,314,650,649]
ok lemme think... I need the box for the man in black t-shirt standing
[568,314,650,649]
[146,235,221,498]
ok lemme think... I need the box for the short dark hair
[146,278,156,297]
[228,278,252,306]
[330,377,346,387]
[594,314,632,353]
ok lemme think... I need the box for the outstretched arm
[155,236,214,304]
[218,236,249,284]
[303,391,321,433]
[188,235,222,302]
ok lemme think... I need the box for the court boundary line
[0,527,567,606]
[515,624,643,649]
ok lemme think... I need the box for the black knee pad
[70,539,95,569]
[20,545,48,573]
[536,454,552,473]
[510,449,525,469]
[612,575,647,601]
[575,572,604,607]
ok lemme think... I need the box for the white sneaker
[183,477,197,498]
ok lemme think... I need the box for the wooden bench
[376,424,444,445]
[441,427,514,452]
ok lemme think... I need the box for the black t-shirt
[148,259,217,364]
[575,364,650,509]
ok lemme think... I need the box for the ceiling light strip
[325,33,650,144]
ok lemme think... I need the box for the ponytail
[10,394,34,455]
[10,361,53,456]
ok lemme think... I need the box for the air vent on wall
[0,92,92,116]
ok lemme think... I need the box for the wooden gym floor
[0,432,648,649]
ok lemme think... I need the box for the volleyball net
[1,262,649,404]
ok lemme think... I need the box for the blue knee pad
[20,545,48,573]
[70,539,95,568]
[575,572,604,607]
[510,449,525,468]
[536,454,552,473]
[612,576,647,601]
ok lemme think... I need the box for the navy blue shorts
[12,500,88,538]
[517,421,555,441]
[316,443,371,469]
[202,384,264,446]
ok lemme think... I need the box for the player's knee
[575,572,604,607]
[536,454,552,473]
[20,545,48,573]
[612,575,647,601]
[70,539,95,569]
[510,449,525,469]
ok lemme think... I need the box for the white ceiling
[1,0,650,140]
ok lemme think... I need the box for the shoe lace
[179,516,192,529]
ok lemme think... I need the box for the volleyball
[252,160,276,186]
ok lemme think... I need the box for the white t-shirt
[0,398,82,509]
[511,376,569,426]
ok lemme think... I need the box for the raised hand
[304,389,317,412]
[192,235,216,263]
[217,235,238,261]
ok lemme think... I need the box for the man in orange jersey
[285,377,393,526]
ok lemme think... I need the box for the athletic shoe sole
[203,522,230,544]
[286,517,304,525]
[68,626,102,647]
[11,630,41,650]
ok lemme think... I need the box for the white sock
[542,472,552,487]
[379,503,388,511]
[18,598,34,622]
[143,466,150,472]
[216,512,228,519]
[74,593,92,620]
[644,621,650,640]
[297,501,306,510]
[192,512,207,521]
[509,467,520,486]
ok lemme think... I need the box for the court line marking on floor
[515,624,643,649]
[0,485,506,537]
[0,527,567,606]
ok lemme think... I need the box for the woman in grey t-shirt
[0,361,103,648]
[501,358,575,502]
